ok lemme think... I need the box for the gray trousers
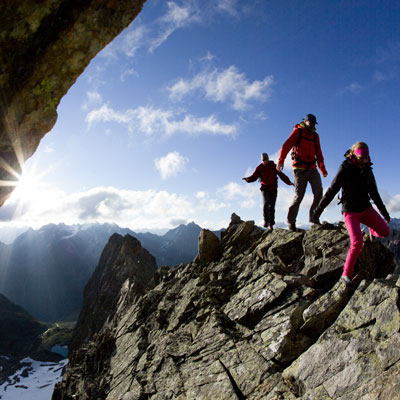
[287,168,323,224]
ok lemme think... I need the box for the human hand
[289,181,295,186]
[323,172,328,178]
[242,177,249,182]
[277,162,283,172]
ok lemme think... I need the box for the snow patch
[0,357,68,400]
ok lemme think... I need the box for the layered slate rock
[53,218,398,400]
[0,0,146,205]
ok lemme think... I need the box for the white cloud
[168,66,274,110]
[218,181,259,208]
[195,191,227,211]
[339,82,363,95]
[387,194,400,213]
[82,90,102,111]
[1,186,195,231]
[86,104,237,137]
[120,68,138,82]
[217,0,239,16]
[154,151,189,180]
[97,1,257,61]
[86,103,133,126]
[150,2,200,52]
[122,25,150,57]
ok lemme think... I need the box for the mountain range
[0,222,203,322]
[0,219,398,323]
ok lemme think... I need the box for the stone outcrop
[0,0,146,205]
[53,217,399,400]
[70,233,157,351]
[195,228,221,263]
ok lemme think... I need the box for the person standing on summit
[276,114,328,231]
[243,152,293,232]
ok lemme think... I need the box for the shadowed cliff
[53,215,400,399]
[0,0,146,205]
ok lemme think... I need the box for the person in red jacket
[276,114,328,231]
[243,152,293,231]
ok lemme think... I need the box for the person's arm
[313,163,344,218]
[243,165,261,183]
[277,170,294,186]
[367,169,391,222]
[277,128,300,171]
[315,133,328,177]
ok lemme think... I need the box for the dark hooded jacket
[314,153,390,220]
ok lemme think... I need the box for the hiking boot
[340,275,352,285]
[288,223,298,232]
[309,217,321,225]
[264,222,274,232]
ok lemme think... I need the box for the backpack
[291,128,318,169]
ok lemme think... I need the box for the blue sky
[1,0,400,234]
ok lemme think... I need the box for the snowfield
[0,357,68,400]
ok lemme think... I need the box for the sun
[10,162,54,209]
[13,170,42,203]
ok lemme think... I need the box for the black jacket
[314,157,390,220]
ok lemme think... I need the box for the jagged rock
[255,228,304,272]
[70,233,157,351]
[0,0,145,205]
[283,279,400,399]
[195,229,221,263]
[54,217,398,400]
[302,223,349,278]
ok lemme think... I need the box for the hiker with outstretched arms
[276,113,328,231]
[243,152,293,232]
[313,141,390,285]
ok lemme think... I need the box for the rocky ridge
[53,215,399,399]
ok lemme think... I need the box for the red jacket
[278,123,327,175]
[246,160,292,191]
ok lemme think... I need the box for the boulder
[195,229,221,263]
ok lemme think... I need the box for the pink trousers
[343,206,389,278]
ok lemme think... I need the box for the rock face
[0,0,146,205]
[53,218,398,400]
[195,228,221,263]
[70,233,157,351]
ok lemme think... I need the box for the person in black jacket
[313,142,390,284]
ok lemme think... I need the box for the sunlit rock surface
[0,0,146,204]
[53,218,399,399]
